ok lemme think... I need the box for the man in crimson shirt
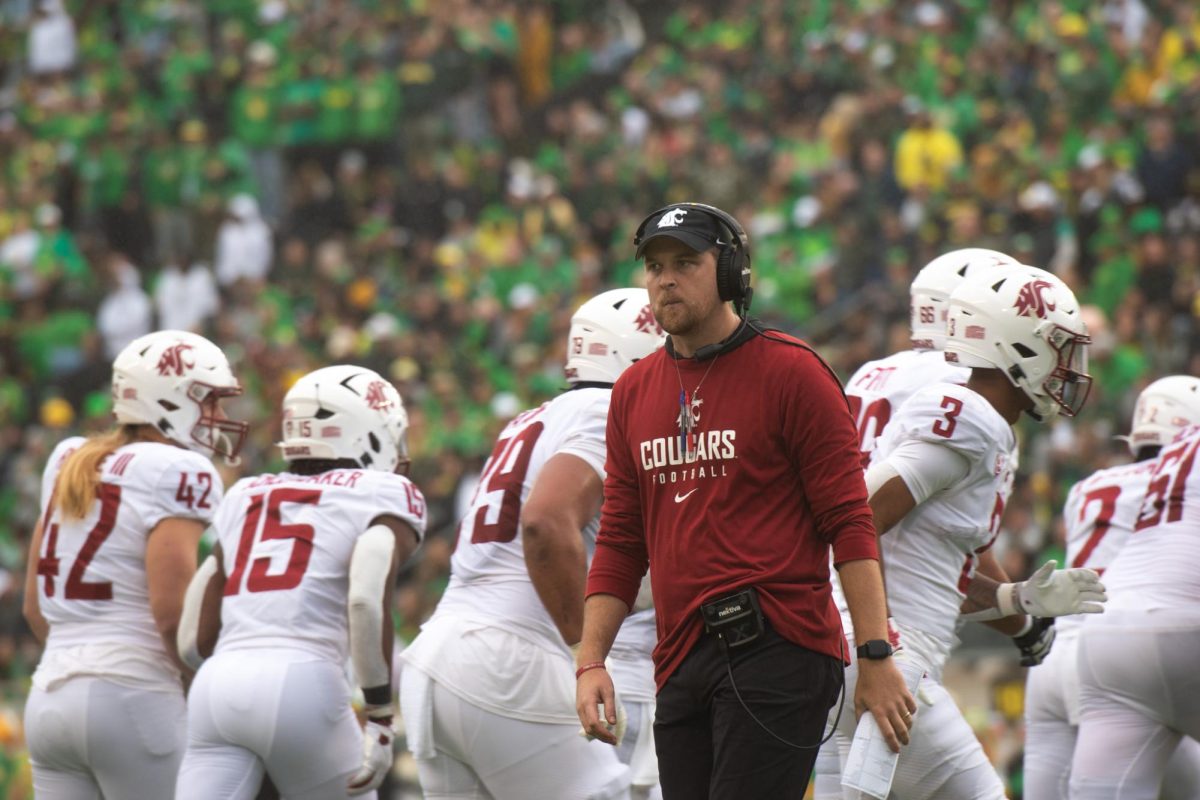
[576,203,915,798]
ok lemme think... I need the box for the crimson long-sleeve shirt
[587,329,879,690]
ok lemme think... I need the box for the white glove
[347,718,395,796]
[1000,561,1107,618]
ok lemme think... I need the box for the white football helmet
[280,365,409,472]
[112,330,247,459]
[1125,376,1200,455]
[945,265,1092,421]
[565,288,666,384]
[910,248,1020,350]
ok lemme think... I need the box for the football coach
[575,202,915,798]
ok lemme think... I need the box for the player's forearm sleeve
[349,525,395,693]
[178,554,219,670]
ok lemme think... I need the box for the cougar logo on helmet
[364,380,393,412]
[634,304,663,335]
[1014,280,1057,319]
[156,343,195,376]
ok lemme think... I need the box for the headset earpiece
[715,246,738,302]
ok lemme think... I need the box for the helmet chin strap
[1026,392,1061,423]
[211,428,242,467]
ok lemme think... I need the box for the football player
[174,365,425,799]
[827,265,1107,799]
[23,330,247,799]
[1070,386,1200,798]
[398,288,665,800]
[816,248,1061,800]
[1026,376,1200,799]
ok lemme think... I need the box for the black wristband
[362,684,391,708]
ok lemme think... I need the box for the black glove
[1013,616,1056,667]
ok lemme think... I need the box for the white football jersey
[1102,426,1200,612]
[845,349,969,468]
[212,468,426,664]
[1058,459,1156,634]
[876,383,1015,657]
[34,437,223,688]
[432,387,609,651]
[400,388,610,724]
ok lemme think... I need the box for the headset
[633,202,753,316]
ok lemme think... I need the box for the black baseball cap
[635,206,725,258]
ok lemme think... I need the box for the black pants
[654,623,842,799]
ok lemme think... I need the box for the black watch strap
[856,639,894,660]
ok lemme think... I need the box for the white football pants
[1071,612,1200,799]
[616,698,662,800]
[1027,629,1200,800]
[25,676,186,800]
[176,651,374,800]
[400,669,631,800]
[818,627,1005,800]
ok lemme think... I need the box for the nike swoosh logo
[674,488,699,503]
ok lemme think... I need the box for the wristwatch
[856,639,894,660]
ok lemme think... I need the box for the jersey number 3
[932,395,964,438]
[225,488,323,595]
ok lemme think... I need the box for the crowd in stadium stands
[0,0,1198,795]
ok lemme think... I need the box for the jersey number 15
[224,488,323,595]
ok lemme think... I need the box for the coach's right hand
[576,664,620,746]
[855,658,917,753]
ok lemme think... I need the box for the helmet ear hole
[368,432,381,453]
[1013,342,1037,358]
[315,407,335,419]
[158,400,179,411]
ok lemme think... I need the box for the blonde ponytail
[56,426,140,520]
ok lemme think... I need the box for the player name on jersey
[244,469,365,490]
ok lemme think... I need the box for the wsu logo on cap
[364,380,393,411]
[1014,279,1057,319]
[155,343,195,376]
[657,208,688,228]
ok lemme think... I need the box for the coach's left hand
[855,658,917,753]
